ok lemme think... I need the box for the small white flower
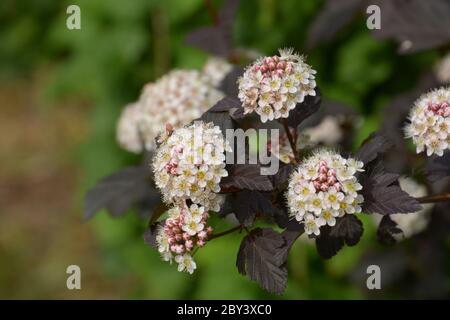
[308,193,325,216]
[323,188,344,210]
[175,254,197,274]
[303,214,320,236]
[317,209,338,227]
[182,215,204,236]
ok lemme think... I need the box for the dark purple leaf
[316,215,363,259]
[84,166,157,219]
[185,26,230,56]
[424,152,450,182]
[371,0,450,54]
[184,0,241,56]
[377,215,403,245]
[315,225,345,259]
[236,228,288,294]
[359,160,421,215]
[207,96,244,120]
[355,132,392,166]
[286,89,322,128]
[199,109,236,135]
[232,191,275,226]
[269,163,294,188]
[219,65,245,98]
[221,164,273,191]
[306,0,363,49]
[330,214,364,246]
[143,221,164,249]
[363,183,422,215]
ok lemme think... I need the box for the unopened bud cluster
[405,87,450,156]
[156,204,213,274]
[238,48,317,123]
[287,150,364,236]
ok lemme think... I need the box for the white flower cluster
[202,57,233,87]
[238,48,317,123]
[156,204,213,274]
[373,178,432,240]
[152,121,230,211]
[116,102,144,154]
[116,69,224,152]
[287,150,364,236]
[405,87,450,156]
[436,53,450,84]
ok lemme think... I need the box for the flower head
[238,48,317,123]
[405,87,450,156]
[155,203,213,273]
[152,121,230,210]
[287,150,364,236]
[138,70,223,150]
[202,57,233,87]
[116,102,144,153]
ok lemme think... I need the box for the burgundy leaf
[236,228,288,294]
[207,96,244,120]
[424,152,450,182]
[306,0,363,49]
[221,164,273,191]
[84,166,157,219]
[377,215,403,245]
[199,109,236,135]
[185,26,230,56]
[232,191,275,226]
[286,89,322,128]
[315,225,345,259]
[371,0,450,54]
[363,184,421,215]
[270,163,294,188]
[330,214,364,246]
[143,221,164,249]
[355,132,392,166]
[219,65,245,98]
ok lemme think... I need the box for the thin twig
[281,119,300,164]
[416,193,450,204]
[209,225,242,240]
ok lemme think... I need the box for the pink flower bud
[198,231,207,239]
[206,226,213,234]
[185,240,193,249]
[334,183,341,191]
[320,184,329,192]
[313,181,321,190]
[183,232,190,241]
[197,240,205,247]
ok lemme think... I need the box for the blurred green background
[0,0,446,299]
